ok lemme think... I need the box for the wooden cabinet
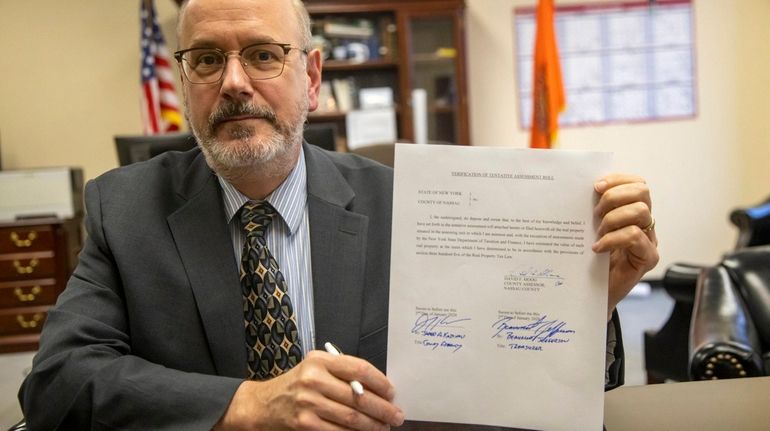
[304,0,470,147]
[0,219,81,352]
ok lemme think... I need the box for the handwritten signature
[421,339,464,353]
[515,267,563,280]
[491,315,574,344]
[411,313,471,335]
[412,313,470,353]
[507,343,543,351]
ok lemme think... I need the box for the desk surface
[604,376,770,431]
[399,377,770,430]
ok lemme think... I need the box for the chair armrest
[642,263,703,383]
[722,245,770,348]
[662,263,702,302]
[689,266,764,380]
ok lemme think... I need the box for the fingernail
[594,180,608,193]
[385,386,396,401]
[394,410,405,426]
[591,242,600,252]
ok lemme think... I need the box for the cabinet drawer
[0,279,58,308]
[0,225,56,254]
[0,306,49,336]
[0,252,57,280]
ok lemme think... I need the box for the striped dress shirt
[218,148,315,355]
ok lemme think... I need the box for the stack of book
[313,16,397,62]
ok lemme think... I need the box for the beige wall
[466,0,770,276]
[0,0,181,179]
[1,0,768,276]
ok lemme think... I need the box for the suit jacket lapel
[167,153,245,378]
[305,145,368,356]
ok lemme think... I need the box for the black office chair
[644,196,770,383]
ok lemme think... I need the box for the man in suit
[20,0,659,429]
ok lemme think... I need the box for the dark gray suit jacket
[20,144,394,430]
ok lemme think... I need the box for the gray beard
[188,100,307,183]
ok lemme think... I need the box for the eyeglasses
[173,42,308,84]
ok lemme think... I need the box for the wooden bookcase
[304,0,470,147]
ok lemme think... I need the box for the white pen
[324,342,365,396]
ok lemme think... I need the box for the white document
[387,144,612,431]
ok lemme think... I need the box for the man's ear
[306,49,322,112]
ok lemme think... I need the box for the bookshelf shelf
[304,0,470,147]
[429,105,455,114]
[307,111,347,121]
[310,105,403,120]
[321,59,399,72]
[411,52,456,64]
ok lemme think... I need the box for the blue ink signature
[507,343,543,351]
[491,315,574,344]
[411,313,471,336]
[412,313,470,353]
[422,339,464,353]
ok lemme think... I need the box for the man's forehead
[180,0,297,45]
[182,0,293,20]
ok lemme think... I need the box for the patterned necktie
[239,200,303,380]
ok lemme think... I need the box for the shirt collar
[218,146,307,235]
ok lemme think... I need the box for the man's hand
[592,173,659,320]
[214,350,404,430]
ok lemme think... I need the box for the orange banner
[530,0,565,149]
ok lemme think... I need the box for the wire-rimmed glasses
[174,42,308,84]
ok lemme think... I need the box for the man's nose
[220,56,253,100]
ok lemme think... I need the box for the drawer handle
[16,313,44,329]
[14,285,42,302]
[13,258,39,274]
[10,231,38,248]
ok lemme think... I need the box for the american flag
[140,0,181,134]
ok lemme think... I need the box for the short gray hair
[177,0,313,50]
[291,0,313,51]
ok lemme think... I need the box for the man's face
[178,0,320,178]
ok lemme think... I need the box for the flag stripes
[140,0,182,134]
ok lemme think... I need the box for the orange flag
[530,0,565,149]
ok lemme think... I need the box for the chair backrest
[303,123,337,152]
[349,143,395,167]
[114,132,197,166]
[115,126,340,166]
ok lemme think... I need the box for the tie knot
[240,200,276,239]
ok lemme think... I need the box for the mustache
[208,102,278,130]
